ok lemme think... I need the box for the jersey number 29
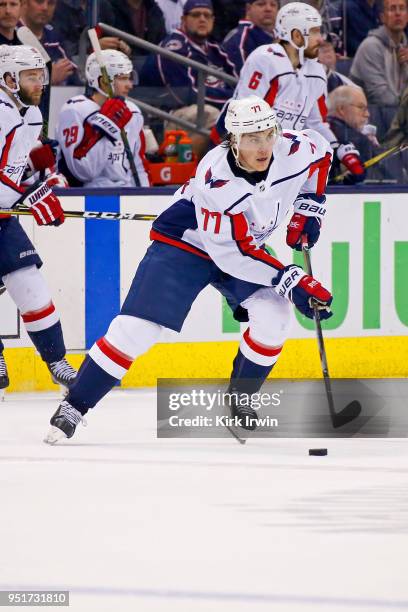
[63,126,79,147]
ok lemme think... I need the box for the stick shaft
[301,238,337,422]
[2,207,156,221]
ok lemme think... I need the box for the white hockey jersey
[0,89,42,210]
[56,95,150,188]
[151,129,332,286]
[217,43,336,146]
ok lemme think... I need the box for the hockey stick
[17,26,52,139]
[301,237,361,428]
[3,206,156,222]
[88,28,141,188]
[333,144,407,183]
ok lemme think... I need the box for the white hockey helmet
[225,95,280,136]
[0,44,48,103]
[275,2,322,54]
[85,50,134,95]
[225,96,281,169]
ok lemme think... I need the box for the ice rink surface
[0,389,407,612]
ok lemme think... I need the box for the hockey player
[45,95,333,444]
[213,2,357,175]
[56,50,150,188]
[0,44,76,389]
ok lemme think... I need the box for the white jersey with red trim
[0,89,42,209]
[56,95,150,188]
[232,43,336,146]
[151,128,332,286]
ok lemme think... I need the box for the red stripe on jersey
[264,77,279,106]
[243,328,282,357]
[96,337,133,370]
[227,212,284,271]
[308,152,332,196]
[317,95,328,121]
[150,229,211,260]
[0,127,25,195]
[22,301,55,323]
[0,128,16,169]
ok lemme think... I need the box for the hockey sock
[67,355,119,415]
[228,349,274,395]
[27,321,66,363]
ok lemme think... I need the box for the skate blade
[225,423,247,445]
[43,426,67,445]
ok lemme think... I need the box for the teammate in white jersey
[0,45,76,390]
[213,3,357,175]
[56,50,150,188]
[45,96,333,444]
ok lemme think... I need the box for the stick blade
[332,400,362,428]
[17,26,51,62]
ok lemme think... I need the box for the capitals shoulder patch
[205,167,229,189]
[282,132,301,155]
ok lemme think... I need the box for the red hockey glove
[28,141,58,173]
[286,214,321,250]
[19,181,65,226]
[286,194,326,250]
[46,173,69,189]
[87,96,132,142]
[336,143,366,184]
[273,265,333,320]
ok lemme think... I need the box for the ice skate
[46,358,77,390]
[44,399,86,445]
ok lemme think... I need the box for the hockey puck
[309,448,328,456]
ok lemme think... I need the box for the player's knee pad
[242,287,292,347]
[1,266,59,332]
[104,315,163,361]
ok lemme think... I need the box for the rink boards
[2,186,408,390]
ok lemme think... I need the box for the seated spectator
[140,0,237,156]
[222,0,279,73]
[155,0,186,34]
[20,0,77,85]
[327,85,376,183]
[383,84,408,145]
[344,0,381,57]
[52,0,131,66]
[318,37,356,92]
[99,0,166,54]
[350,0,408,106]
[140,0,236,109]
[56,50,150,188]
[0,0,21,44]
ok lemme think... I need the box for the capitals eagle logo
[205,167,229,189]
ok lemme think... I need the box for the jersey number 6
[248,71,262,90]
[201,207,221,234]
